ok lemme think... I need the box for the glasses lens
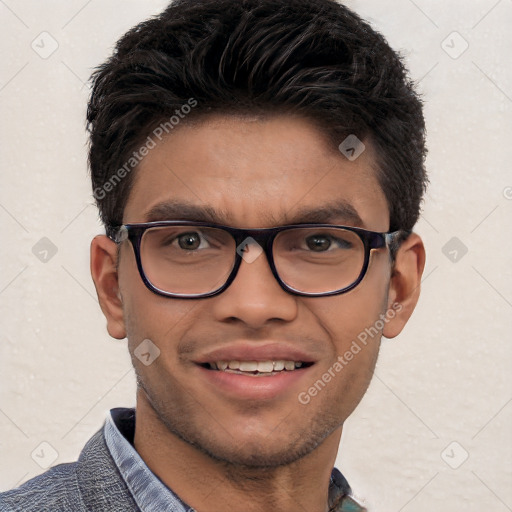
[140,226,236,295]
[273,227,365,294]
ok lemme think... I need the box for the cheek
[302,281,388,418]
[312,294,387,348]
[308,255,390,357]
[118,249,196,351]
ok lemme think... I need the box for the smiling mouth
[198,360,315,376]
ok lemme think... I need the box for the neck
[133,390,342,512]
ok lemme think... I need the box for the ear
[382,232,426,339]
[90,235,126,339]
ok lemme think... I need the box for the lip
[193,342,318,365]
[193,342,319,401]
[194,361,316,401]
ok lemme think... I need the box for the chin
[201,438,319,469]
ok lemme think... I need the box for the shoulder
[0,426,139,512]
[0,460,81,512]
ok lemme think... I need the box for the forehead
[123,115,389,230]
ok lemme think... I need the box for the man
[0,0,426,510]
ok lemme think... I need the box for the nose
[210,240,298,328]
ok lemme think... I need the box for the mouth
[194,359,317,401]
[197,360,315,377]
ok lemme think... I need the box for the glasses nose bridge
[225,226,287,296]
[231,227,277,256]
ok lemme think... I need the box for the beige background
[1,1,511,510]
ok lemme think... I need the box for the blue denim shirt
[105,407,366,512]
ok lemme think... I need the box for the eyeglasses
[107,221,406,299]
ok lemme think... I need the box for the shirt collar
[104,407,191,512]
[104,407,366,511]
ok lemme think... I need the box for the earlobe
[90,235,127,340]
[382,232,426,339]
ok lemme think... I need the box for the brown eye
[305,235,331,251]
[178,232,202,250]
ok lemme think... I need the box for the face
[93,115,418,468]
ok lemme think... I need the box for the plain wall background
[1,1,511,510]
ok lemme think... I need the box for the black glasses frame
[107,221,406,299]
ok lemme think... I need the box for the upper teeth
[208,360,303,372]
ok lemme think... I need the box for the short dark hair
[87,0,427,241]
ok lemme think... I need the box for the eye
[177,231,208,250]
[304,234,352,252]
[305,234,331,251]
[150,226,230,254]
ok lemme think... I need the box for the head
[89,0,427,468]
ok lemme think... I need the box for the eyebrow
[285,203,365,226]
[144,201,230,224]
[143,200,365,227]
